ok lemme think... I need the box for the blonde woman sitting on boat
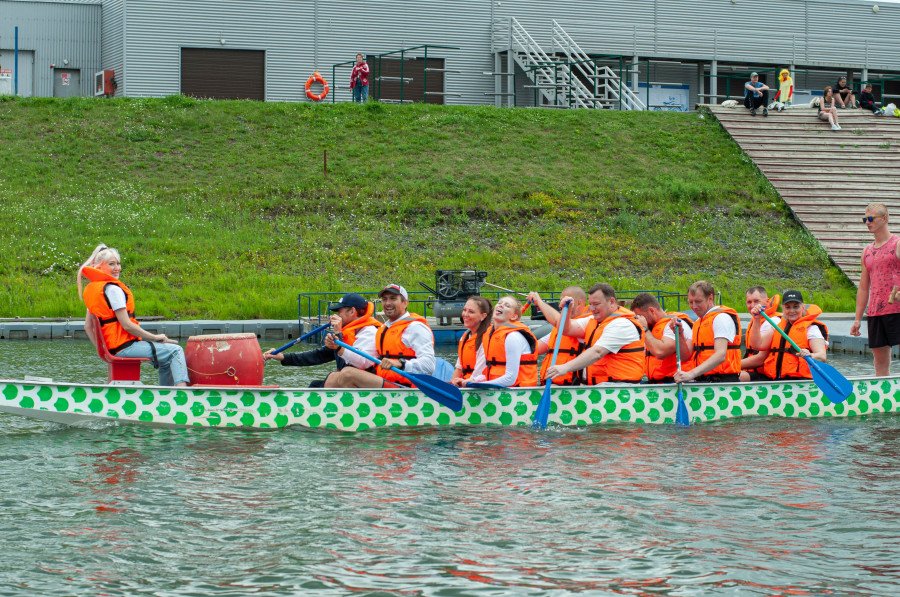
[78,244,189,387]
[750,290,828,380]
[450,296,492,387]
[459,296,538,388]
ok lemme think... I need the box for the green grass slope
[0,95,854,318]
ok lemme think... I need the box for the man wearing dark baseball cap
[263,292,382,387]
[327,283,436,388]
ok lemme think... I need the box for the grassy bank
[0,95,855,318]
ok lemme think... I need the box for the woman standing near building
[78,244,189,387]
[350,53,369,103]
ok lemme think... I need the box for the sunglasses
[862,216,879,223]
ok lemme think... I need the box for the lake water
[0,341,897,595]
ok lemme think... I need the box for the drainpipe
[14,26,18,95]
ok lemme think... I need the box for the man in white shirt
[674,281,742,383]
[327,284,435,388]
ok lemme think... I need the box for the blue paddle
[270,322,332,355]
[673,318,691,427]
[532,303,570,429]
[333,339,463,412]
[759,311,853,403]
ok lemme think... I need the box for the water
[0,342,897,596]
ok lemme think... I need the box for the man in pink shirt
[850,202,900,375]
[350,53,369,103]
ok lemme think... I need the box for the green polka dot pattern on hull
[0,377,897,431]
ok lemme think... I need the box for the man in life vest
[327,284,435,388]
[545,283,645,384]
[752,290,829,380]
[629,293,693,383]
[739,286,781,381]
[526,286,591,385]
[463,296,538,387]
[262,293,382,388]
[674,280,743,383]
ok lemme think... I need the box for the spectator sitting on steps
[859,83,886,115]
[834,76,857,108]
[744,72,770,116]
[818,86,842,131]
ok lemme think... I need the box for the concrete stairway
[708,105,900,284]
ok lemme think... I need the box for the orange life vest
[375,313,432,384]
[81,266,140,353]
[645,312,693,381]
[339,302,382,347]
[743,297,782,374]
[583,307,645,384]
[688,306,743,377]
[762,305,828,380]
[457,330,480,379]
[539,313,591,385]
[483,321,538,387]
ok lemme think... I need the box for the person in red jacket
[350,53,369,103]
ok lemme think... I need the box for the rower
[263,293,381,388]
[545,283,645,385]
[753,290,828,380]
[674,280,743,383]
[461,296,538,387]
[325,284,436,388]
[450,296,492,387]
[739,286,781,382]
[527,286,590,385]
[629,293,693,384]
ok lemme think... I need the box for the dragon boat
[1,376,897,431]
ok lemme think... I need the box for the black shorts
[743,371,773,382]
[867,313,900,348]
[696,373,741,383]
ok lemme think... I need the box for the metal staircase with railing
[494,17,645,110]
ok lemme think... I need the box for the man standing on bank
[350,53,370,103]
[850,203,900,376]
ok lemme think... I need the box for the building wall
[0,0,101,97]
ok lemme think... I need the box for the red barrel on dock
[185,333,264,386]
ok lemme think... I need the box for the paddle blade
[806,357,854,404]
[675,386,690,427]
[403,370,464,412]
[532,381,553,429]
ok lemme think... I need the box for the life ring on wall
[305,71,329,101]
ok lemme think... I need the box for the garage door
[181,48,265,100]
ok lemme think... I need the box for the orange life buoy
[305,71,329,101]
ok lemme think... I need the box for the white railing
[551,20,645,111]
[509,17,594,109]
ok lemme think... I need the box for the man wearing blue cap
[263,292,381,387]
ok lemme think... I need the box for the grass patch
[0,96,856,318]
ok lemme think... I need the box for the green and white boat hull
[1,376,898,431]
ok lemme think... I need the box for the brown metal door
[181,48,265,100]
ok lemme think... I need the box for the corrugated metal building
[2,0,898,107]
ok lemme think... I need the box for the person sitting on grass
[78,244,189,387]
[263,293,382,388]
[751,290,828,380]
[818,86,842,131]
[459,296,538,388]
[450,296,492,387]
[325,284,435,388]
[744,72,770,117]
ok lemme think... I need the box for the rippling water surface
[1,342,897,595]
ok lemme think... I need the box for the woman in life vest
[462,296,538,387]
[450,296,492,387]
[78,244,189,386]
[752,290,828,380]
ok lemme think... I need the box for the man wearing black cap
[744,72,770,116]
[263,292,381,387]
[750,290,828,380]
[327,283,436,388]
